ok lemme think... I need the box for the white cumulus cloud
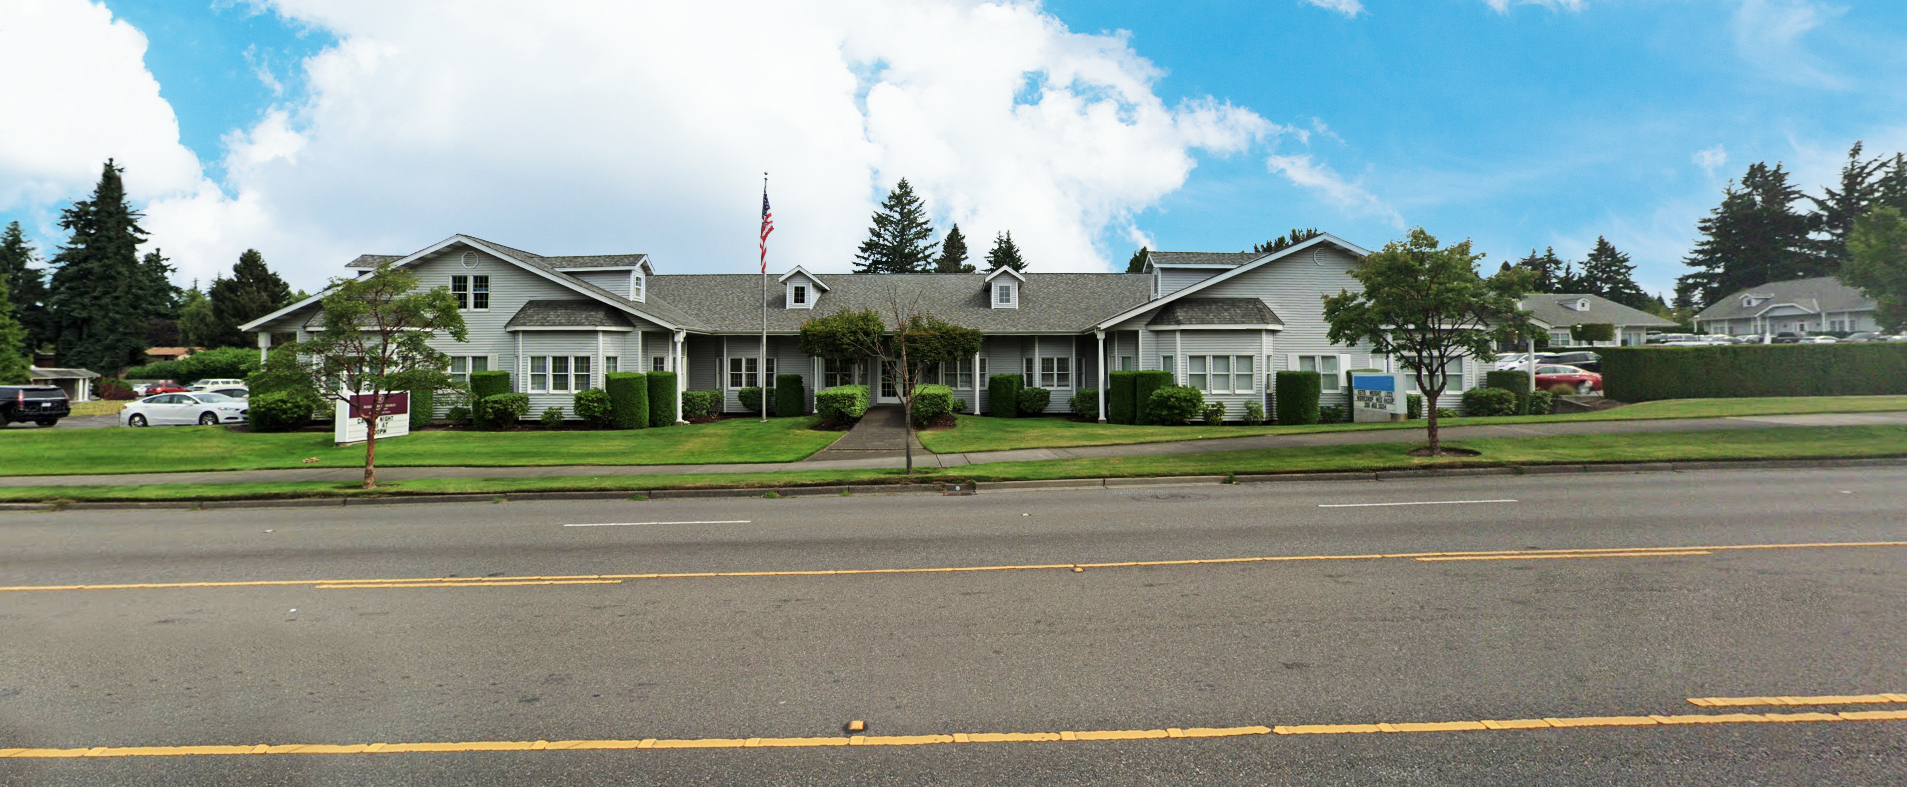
[1265,153,1402,229]
[1730,0,1846,88]
[1693,145,1729,177]
[1302,0,1365,17]
[1483,0,1585,13]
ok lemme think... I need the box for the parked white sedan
[119,392,250,427]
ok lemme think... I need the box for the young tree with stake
[1322,228,1535,456]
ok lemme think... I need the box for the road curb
[1103,475,1229,487]
[985,479,1105,490]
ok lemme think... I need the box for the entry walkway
[2,411,1903,488]
[800,405,925,463]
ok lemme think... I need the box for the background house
[1692,277,1879,336]
[1517,293,1677,347]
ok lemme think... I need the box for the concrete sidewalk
[2,410,1902,489]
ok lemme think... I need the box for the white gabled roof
[777,265,830,291]
[984,266,1027,282]
[1093,233,1370,330]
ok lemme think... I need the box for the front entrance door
[878,359,900,403]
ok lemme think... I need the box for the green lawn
[915,395,1907,454]
[0,417,845,476]
[3,425,1900,503]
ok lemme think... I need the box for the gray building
[1516,293,1678,347]
[242,232,1484,422]
[1692,276,1880,336]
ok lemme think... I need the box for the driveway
[0,413,120,429]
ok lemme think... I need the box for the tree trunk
[1424,386,1442,456]
[902,397,914,474]
[362,414,379,489]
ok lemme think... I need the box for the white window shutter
[1287,353,1300,374]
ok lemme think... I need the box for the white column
[673,330,687,423]
[256,331,272,364]
[973,351,981,413]
[1173,331,1183,384]
[1094,330,1107,423]
[595,331,604,390]
[516,333,524,393]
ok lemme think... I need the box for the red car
[1534,364,1602,394]
[138,380,189,396]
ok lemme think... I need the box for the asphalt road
[1,467,1903,785]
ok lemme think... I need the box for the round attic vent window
[461,251,479,268]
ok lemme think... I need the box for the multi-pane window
[995,283,1015,305]
[451,275,489,310]
[448,355,490,385]
[1023,358,1035,386]
[823,358,854,388]
[1119,356,1135,372]
[1298,355,1342,391]
[728,357,775,388]
[1161,355,1175,382]
[792,284,808,306]
[604,356,618,375]
[652,356,666,372]
[632,274,644,301]
[942,360,974,388]
[1039,357,1071,388]
[1187,356,1253,393]
[527,356,591,393]
[978,357,988,378]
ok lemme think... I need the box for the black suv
[1,385,71,427]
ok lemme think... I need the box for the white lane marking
[564,520,753,528]
[1318,499,1519,509]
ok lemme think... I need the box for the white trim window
[1297,355,1343,391]
[1039,357,1072,389]
[1161,355,1175,382]
[1022,357,1035,386]
[448,355,491,385]
[978,357,988,379]
[822,358,855,388]
[1119,355,1135,372]
[604,356,618,375]
[1187,355,1253,393]
[1399,356,1464,392]
[632,273,645,302]
[451,275,490,310]
[528,356,591,393]
[652,356,667,372]
[788,283,811,309]
[942,361,974,389]
[728,357,775,388]
[994,282,1017,308]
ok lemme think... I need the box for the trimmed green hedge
[646,371,677,426]
[408,388,434,431]
[816,384,869,422]
[124,346,260,384]
[1017,386,1052,416]
[911,384,954,426]
[682,390,720,419]
[775,374,805,417]
[1133,370,1173,425]
[468,371,512,429]
[1602,344,1907,402]
[605,372,649,429]
[1069,388,1099,421]
[987,374,1022,418]
[1147,385,1204,426]
[478,392,530,428]
[247,390,319,432]
[1107,371,1138,424]
[573,388,614,427]
[1460,386,1518,416]
[1485,370,1532,415]
[1572,323,1616,343]
[1274,371,1322,425]
[738,386,765,413]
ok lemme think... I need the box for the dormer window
[1576,298,1590,311]
[632,272,645,302]
[995,282,1017,308]
[793,284,808,306]
[778,266,828,310]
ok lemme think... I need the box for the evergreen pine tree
[1251,228,1322,254]
[206,248,293,346]
[1676,161,1822,308]
[1877,154,1907,214]
[0,268,31,384]
[48,160,169,373]
[1809,142,1890,268]
[1511,247,1564,292]
[178,284,220,348]
[1579,237,1651,308]
[1126,247,1150,273]
[985,231,1027,272]
[1555,261,1586,293]
[853,179,936,274]
[0,221,50,351]
[933,224,974,273]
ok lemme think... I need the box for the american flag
[759,189,774,273]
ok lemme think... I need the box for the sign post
[335,391,411,445]
[1350,373,1408,423]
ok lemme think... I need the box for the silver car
[119,392,250,427]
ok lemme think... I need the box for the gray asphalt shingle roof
[1692,276,1876,321]
[504,300,636,329]
[1147,251,1262,268]
[1517,293,1677,329]
[458,236,708,330]
[648,272,1153,333]
[1147,298,1282,327]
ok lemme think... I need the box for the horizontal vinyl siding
[568,270,632,297]
[1158,268,1221,297]
[1177,330,1265,422]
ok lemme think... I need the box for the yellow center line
[3,540,1903,594]
[3,706,1901,759]
[1689,693,1907,707]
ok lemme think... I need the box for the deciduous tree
[1845,207,1907,332]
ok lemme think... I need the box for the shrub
[738,386,765,413]
[574,388,614,428]
[987,374,1022,418]
[1600,344,1907,402]
[468,371,512,429]
[446,405,471,425]
[407,388,434,431]
[1319,404,1345,424]
[911,384,954,426]
[646,370,677,426]
[1406,393,1423,420]
[98,379,136,400]
[540,407,565,428]
[247,344,318,398]
[1107,371,1138,424]
[1548,383,1577,395]
[1146,385,1204,426]
[1069,388,1099,421]
[1132,370,1173,424]
[1202,401,1226,426]
[1017,386,1052,416]
[1436,407,1457,418]
[1571,323,1616,343]
[604,372,649,429]
[1485,370,1532,415]
[124,346,260,385]
[1460,386,1519,416]
[1242,400,1266,425]
[954,398,968,413]
[478,392,530,427]
[775,374,805,417]
[816,384,870,422]
[1274,371,1322,425]
[1528,389,1556,415]
[247,389,320,432]
[682,390,721,419]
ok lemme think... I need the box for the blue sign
[1351,374,1395,392]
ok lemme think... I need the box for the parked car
[1771,332,1804,344]
[189,379,248,390]
[1844,332,1886,343]
[119,392,250,427]
[1,385,71,427]
[136,380,190,396]
[204,386,250,399]
[1804,335,1839,344]
[1542,351,1601,372]
[1534,364,1602,394]
[1494,352,1536,370]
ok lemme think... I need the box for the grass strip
[2,426,1900,503]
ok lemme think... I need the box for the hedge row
[605,372,649,429]
[1107,371,1138,424]
[987,374,1022,418]
[1601,344,1907,402]
[1274,371,1322,425]
[1132,370,1172,425]
[468,371,512,429]
[1484,370,1532,415]
[912,384,954,426]
[124,346,260,383]
[817,384,870,421]
[647,371,677,426]
[776,374,806,417]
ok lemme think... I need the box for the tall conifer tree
[853,179,936,274]
[1251,228,1322,254]
[1809,142,1890,268]
[1677,162,1822,308]
[206,248,294,346]
[0,221,50,351]
[1510,247,1564,292]
[1579,237,1651,309]
[985,231,1027,272]
[48,160,174,373]
[0,269,31,384]
[1126,247,1150,273]
[933,224,974,273]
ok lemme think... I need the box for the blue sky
[3,1,1904,294]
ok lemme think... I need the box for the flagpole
[760,172,769,424]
